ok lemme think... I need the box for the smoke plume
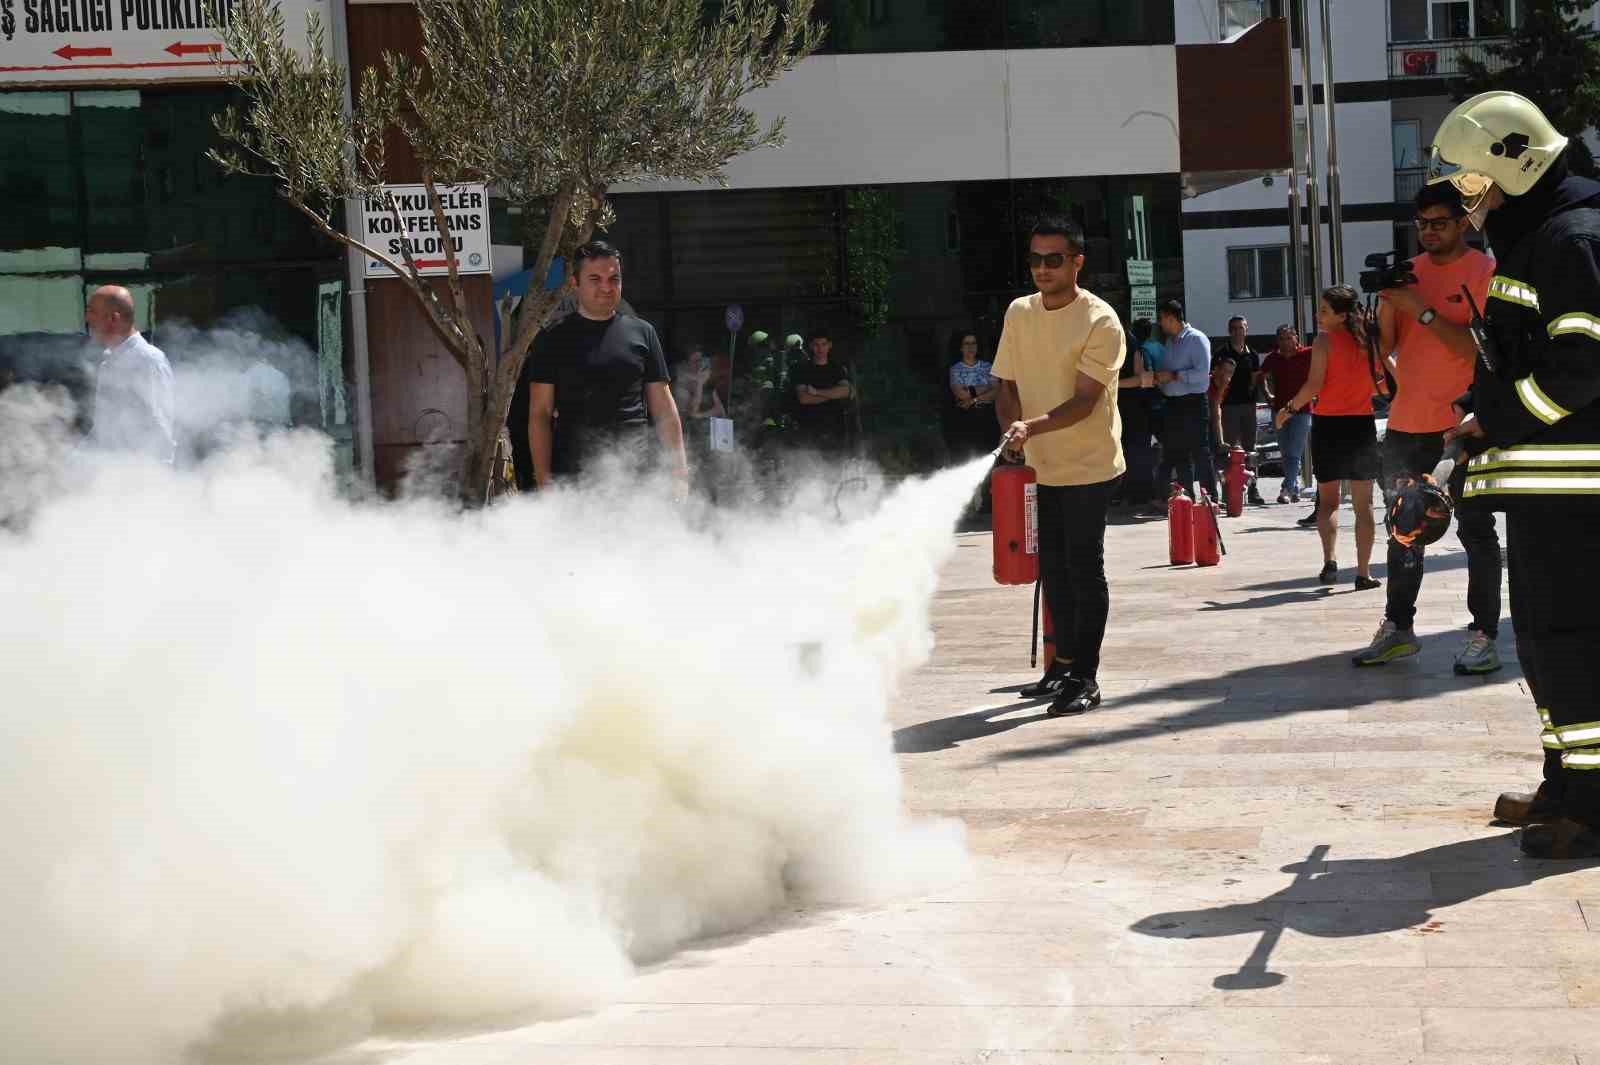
[0,386,975,1064]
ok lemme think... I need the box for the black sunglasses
[1026,251,1081,269]
[1414,215,1464,232]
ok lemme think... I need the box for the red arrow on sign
[413,259,449,269]
[165,41,223,57]
[54,44,114,60]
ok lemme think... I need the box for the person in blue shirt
[1148,298,1218,509]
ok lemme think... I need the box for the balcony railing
[1394,167,1427,203]
[1388,37,1513,78]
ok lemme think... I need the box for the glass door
[1392,120,1422,169]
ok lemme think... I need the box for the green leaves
[845,188,898,334]
[1457,0,1600,175]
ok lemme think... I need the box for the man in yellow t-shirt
[994,216,1127,716]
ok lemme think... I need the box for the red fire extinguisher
[1168,482,1195,565]
[1194,487,1223,567]
[992,463,1039,585]
[1224,445,1248,518]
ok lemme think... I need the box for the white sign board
[1125,259,1154,286]
[0,0,324,85]
[360,183,493,279]
[709,416,735,453]
[1130,285,1158,322]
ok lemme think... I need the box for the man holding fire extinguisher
[995,216,1127,716]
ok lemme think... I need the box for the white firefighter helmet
[1427,91,1568,214]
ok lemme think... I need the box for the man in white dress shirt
[86,286,175,463]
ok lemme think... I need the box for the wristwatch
[1418,307,1438,326]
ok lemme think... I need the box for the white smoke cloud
[0,392,975,1064]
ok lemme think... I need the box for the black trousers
[1155,393,1217,497]
[1220,403,1257,465]
[1381,430,1503,637]
[1038,477,1117,679]
[1507,510,1600,828]
[1118,391,1156,503]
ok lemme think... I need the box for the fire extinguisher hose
[1030,578,1041,668]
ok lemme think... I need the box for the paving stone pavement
[336,484,1600,1065]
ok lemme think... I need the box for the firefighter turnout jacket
[1461,154,1600,509]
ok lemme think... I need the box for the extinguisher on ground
[1168,482,1195,565]
[1224,445,1249,518]
[1194,486,1225,567]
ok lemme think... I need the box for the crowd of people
[505,240,859,499]
[990,90,1600,859]
[58,91,1600,862]
[949,301,1329,519]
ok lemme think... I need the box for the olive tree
[211,0,821,500]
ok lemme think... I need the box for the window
[794,0,1175,52]
[1392,120,1423,169]
[1430,0,1473,38]
[0,87,345,413]
[1227,245,1302,300]
[1219,0,1265,38]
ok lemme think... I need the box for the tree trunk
[460,406,498,507]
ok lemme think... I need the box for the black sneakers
[1047,676,1102,717]
[1019,659,1072,699]
[1318,559,1338,584]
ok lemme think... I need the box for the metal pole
[1320,0,1345,285]
[1282,15,1306,338]
[1296,0,1324,315]
[329,0,375,487]
[1287,175,1306,338]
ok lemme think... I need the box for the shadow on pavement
[1130,835,1600,991]
[1198,587,1339,612]
[893,698,1056,753]
[982,632,1519,765]
[1233,550,1472,593]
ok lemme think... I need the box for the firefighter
[1431,92,1600,859]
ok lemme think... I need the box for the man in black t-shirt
[1213,314,1266,505]
[791,331,853,451]
[506,240,687,491]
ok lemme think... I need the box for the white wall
[618,47,1180,192]
[1184,220,1391,334]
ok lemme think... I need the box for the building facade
[591,7,1192,474]
[0,1,1295,485]
[1179,0,1598,341]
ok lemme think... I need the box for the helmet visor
[1425,145,1496,212]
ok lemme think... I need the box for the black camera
[1358,251,1417,294]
